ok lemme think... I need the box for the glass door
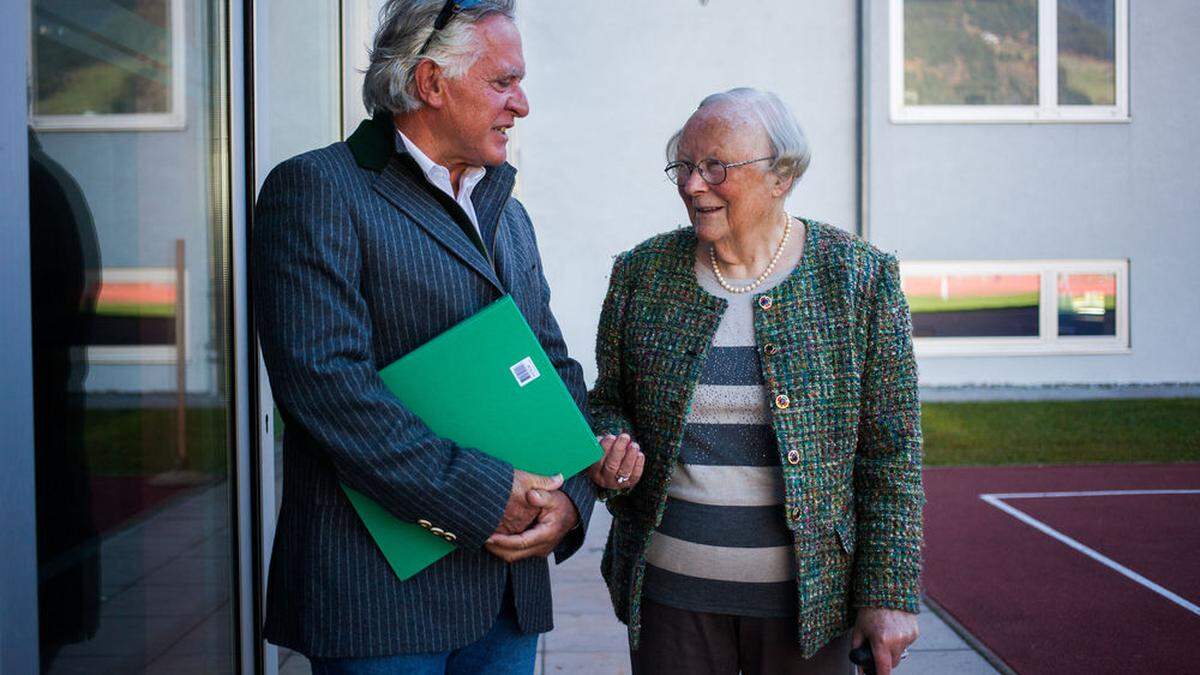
[28,0,240,671]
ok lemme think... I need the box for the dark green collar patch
[346,112,397,171]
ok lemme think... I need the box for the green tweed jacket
[588,219,924,658]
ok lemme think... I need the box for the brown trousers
[630,600,855,675]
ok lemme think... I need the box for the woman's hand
[852,608,919,675]
[588,433,645,490]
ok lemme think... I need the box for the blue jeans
[308,601,539,675]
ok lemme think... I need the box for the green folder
[340,295,601,580]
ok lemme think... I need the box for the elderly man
[252,1,595,672]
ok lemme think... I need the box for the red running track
[922,463,1200,674]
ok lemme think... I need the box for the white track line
[985,489,1200,500]
[979,490,1200,617]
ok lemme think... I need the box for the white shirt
[395,129,487,235]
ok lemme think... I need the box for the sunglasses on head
[419,0,485,54]
[433,0,483,30]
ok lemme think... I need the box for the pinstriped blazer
[253,113,595,658]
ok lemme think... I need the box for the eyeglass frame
[418,0,484,55]
[664,156,777,186]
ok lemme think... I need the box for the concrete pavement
[280,507,1000,674]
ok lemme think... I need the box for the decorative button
[763,343,778,356]
[430,527,445,537]
[786,449,801,465]
[789,505,802,522]
[443,532,457,543]
[774,393,791,410]
[417,519,432,529]
[758,295,774,310]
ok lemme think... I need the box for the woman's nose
[682,168,708,195]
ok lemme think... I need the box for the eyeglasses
[664,156,776,186]
[419,0,485,54]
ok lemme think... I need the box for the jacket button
[786,449,801,465]
[430,527,445,537]
[758,295,774,310]
[763,343,778,356]
[789,505,802,522]
[443,532,457,543]
[774,393,791,410]
[417,519,432,529]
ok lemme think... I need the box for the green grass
[94,302,175,318]
[923,399,1200,466]
[81,399,1198,475]
[908,292,1039,314]
[84,407,228,475]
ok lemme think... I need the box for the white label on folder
[510,357,540,387]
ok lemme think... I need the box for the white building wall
[866,0,1200,385]
[516,0,859,383]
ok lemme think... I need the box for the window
[900,260,1129,355]
[890,0,1128,122]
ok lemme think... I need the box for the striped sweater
[642,230,805,617]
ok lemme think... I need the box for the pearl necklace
[709,212,792,294]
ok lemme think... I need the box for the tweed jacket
[588,220,923,658]
[253,113,595,657]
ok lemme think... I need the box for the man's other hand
[495,470,563,536]
[484,489,579,563]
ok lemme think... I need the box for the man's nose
[509,85,530,117]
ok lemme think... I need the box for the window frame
[901,259,1130,357]
[889,0,1130,124]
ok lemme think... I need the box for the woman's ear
[771,171,795,198]
[412,59,446,109]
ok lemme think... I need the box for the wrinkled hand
[495,470,563,536]
[485,489,579,562]
[587,433,645,490]
[852,608,919,675]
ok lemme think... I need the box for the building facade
[1,1,1196,673]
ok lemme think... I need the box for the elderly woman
[586,88,924,675]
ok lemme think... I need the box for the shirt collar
[395,129,487,196]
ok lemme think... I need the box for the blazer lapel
[473,163,517,281]
[348,112,505,291]
[372,158,503,290]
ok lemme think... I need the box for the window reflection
[1058,0,1116,105]
[1058,273,1117,336]
[903,273,1041,338]
[903,0,1039,106]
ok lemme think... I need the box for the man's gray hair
[362,0,516,115]
[666,87,812,192]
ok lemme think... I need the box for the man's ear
[412,59,447,109]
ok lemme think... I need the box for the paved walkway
[47,482,233,674]
[282,507,999,675]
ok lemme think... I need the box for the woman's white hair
[666,87,812,193]
[362,0,516,115]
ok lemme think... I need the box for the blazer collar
[347,113,518,291]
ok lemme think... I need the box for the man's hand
[588,433,645,490]
[495,470,564,535]
[852,608,919,675]
[484,489,579,563]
